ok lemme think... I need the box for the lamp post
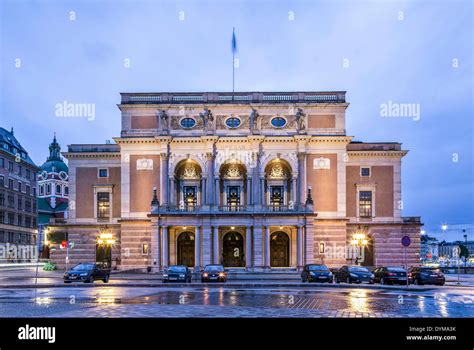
[350,227,368,266]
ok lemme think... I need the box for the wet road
[0,285,473,318]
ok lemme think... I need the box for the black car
[201,264,227,282]
[335,265,375,284]
[408,266,445,286]
[162,265,192,283]
[64,263,110,283]
[301,264,333,283]
[373,266,408,285]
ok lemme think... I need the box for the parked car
[301,264,333,283]
[162,265,192,283]
[373,266,408,285]
[201,264,227,282]
[335,265,375,284]
[64,263,110,283]
[408,266,445,286]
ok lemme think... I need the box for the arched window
[56,185,62,195]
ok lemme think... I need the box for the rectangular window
[7,195,14,208]
[17,215,22,226]
[8,179,13,189]
[0,193,4,206]
[17,197,22,210]
[18,165,22,176]
[8,162,13,171]
[26,185,30,196]
[17,182,21,192]
[8,232,14,243]
[142,243,149,255]
[0,175,4,187]
[26,169,30,179]
[0,211,4,224]
[319,242,325,254]
[359,191,373,218]
[7,213,14,225]
[97,192,110,219]
[0,231,4,243]
[0,158,3,168]
[361,167,370,177]
[98,169,108,178]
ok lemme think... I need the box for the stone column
[260,177,265,206]
[252,152,261,206]
[202,225,212,265]
[194,226,202,270]
[291,176,297,206]
[213,226,220,264]
[162,226,169,268]
[253,225,263,269]
[160,153,169,205]
[202,177,207,206]
[297,225,303,270]
[169,176,176,205]
[214,177,220,206]
[151,224,161,272]
[264,226,270,269]
[245,226,252,269]
[246,178,252,205]
[297,152,306,205]
[305,222,314,264]
[206,152,214,206]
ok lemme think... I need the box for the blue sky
[1,0,472,240]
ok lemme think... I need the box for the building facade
[38,135,69,257]
[0,127,39,262]
[49,91,422,271]
[420,234,439,263]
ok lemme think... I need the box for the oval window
[225,117,241,128]
[180,118,196,128]
[271,117,286,128]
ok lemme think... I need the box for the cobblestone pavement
[0,285,472,318]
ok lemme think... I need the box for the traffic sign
[401,236,411,247]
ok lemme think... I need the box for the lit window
[180,118,196,128]
[142,243,149,255]
[359,191,372,218]
[271,117,286,128]
[97,192,110,219]
[225,117,241,128]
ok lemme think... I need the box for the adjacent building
[0,127,39,262]
[48,91,422,271]
[420,234,439,263]
[38,135,69,257]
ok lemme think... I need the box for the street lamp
[350,227,368,265]
[441,224,448,232]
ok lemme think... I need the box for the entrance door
[177,232,195,267]
[361,236,374,267]
[183,186,197,208]
[96,244,112,268]
[222,232,244,267]
[270,186,284,206]
[270,232,289,267]
[226,186,241,210]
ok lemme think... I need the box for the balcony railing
[151,204,312,215]
[121,91,346,104]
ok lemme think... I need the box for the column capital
[297,152,306,160]
[160,152,169,160]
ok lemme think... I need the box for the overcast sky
[1,0,472,240]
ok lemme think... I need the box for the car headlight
[163,274,168,277]
[203,273,208,277]
[370,274,375,278]
[328,272,333,276]
[350,273,357,278]
[309,272,315,276]
[80,273,88,276]
[179,274,185,277]
[218,273,225,277]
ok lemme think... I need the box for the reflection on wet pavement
[0,286,473,318]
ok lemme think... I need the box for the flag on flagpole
[231,28,237,97]
[232,27,237,54]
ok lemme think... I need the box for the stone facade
[49,91,422,271]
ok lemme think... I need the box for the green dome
[40,160,68,173]
[40,134,68,174]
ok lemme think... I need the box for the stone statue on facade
[158,110,169,134]
[199,108,213,132]
[295,108,305,133]
[249,108,260,134]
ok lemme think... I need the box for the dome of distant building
[39,134,68,174]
